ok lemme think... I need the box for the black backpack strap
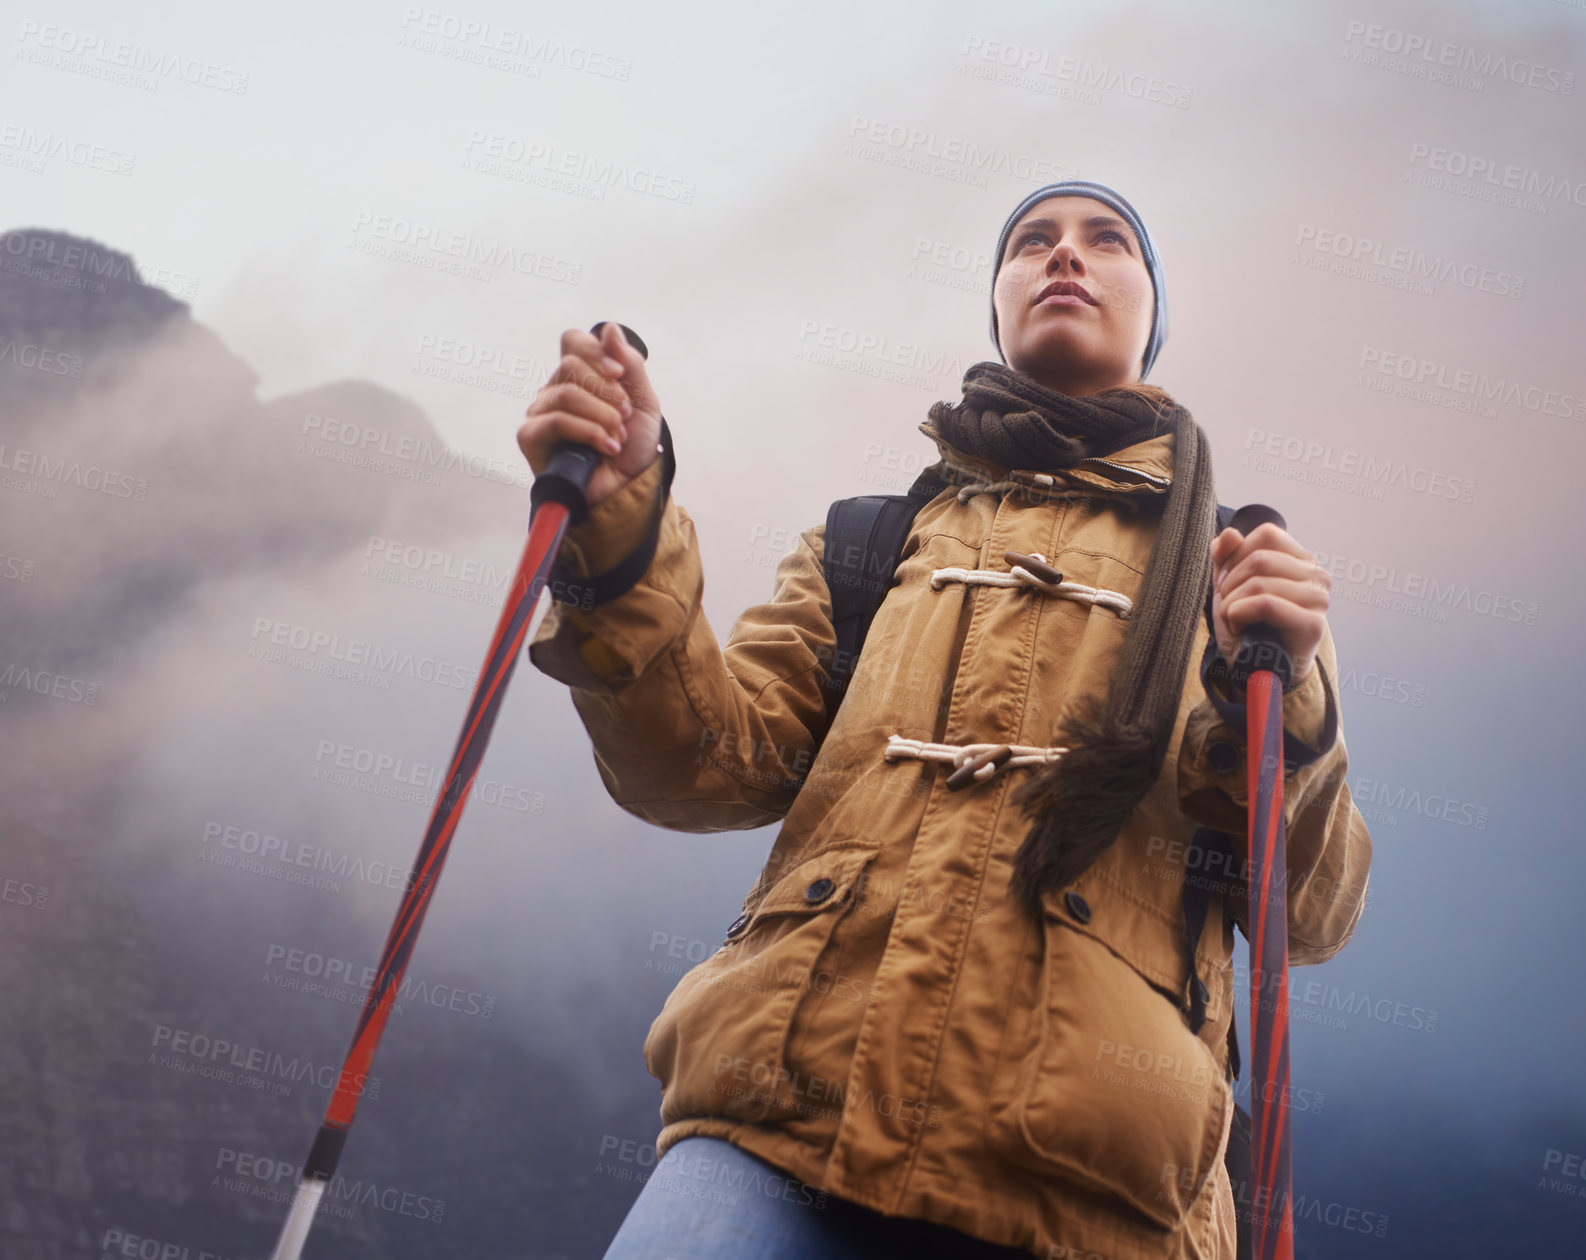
[818,471,945,726]
[1181,826,1236,1037]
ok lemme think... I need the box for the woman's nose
[1046,241,1084,274]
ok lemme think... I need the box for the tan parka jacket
[529,414,1373,1260]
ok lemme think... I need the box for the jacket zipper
[1077,457,1170,487]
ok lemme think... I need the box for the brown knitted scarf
[925,361,1219,915]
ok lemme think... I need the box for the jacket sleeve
[527,452,838,833]
[1176,616,1373,967]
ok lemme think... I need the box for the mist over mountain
[0,230,664,1259]
[0,228,521,680]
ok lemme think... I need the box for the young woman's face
[992,195,1155,395]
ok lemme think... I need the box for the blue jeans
[601,1136,1032,1259]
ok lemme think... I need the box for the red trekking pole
[1227,503,1296,1260]
[265,322,648,1260]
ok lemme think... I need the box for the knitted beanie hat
[987,179,1169,381]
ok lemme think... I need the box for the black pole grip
[528,322,648,528]
[1224,503,1294,692]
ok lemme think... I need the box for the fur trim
[1006,692,1170,915]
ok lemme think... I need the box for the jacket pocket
[642,846,877,1129]
[985,891,1230,1232]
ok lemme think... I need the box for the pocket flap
[1041,875,1192,1005]
[753,847,875,920]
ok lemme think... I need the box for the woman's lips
[1037,294,1091,306]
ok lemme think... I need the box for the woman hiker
[519,179,1373,1259]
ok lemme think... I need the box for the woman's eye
[1017,229,1128,251]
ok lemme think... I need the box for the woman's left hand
[1209,522,1331,688]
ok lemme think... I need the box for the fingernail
[620,399,633,418]
[602,355,623,373]
[606,435,622,453]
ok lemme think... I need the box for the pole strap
[546,416,676,610]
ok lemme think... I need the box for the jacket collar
[916,417,1174,497]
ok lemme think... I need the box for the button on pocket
[643,847,878,1133]
[1064,890,1091,924]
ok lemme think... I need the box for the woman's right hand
[517,322,664,508]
